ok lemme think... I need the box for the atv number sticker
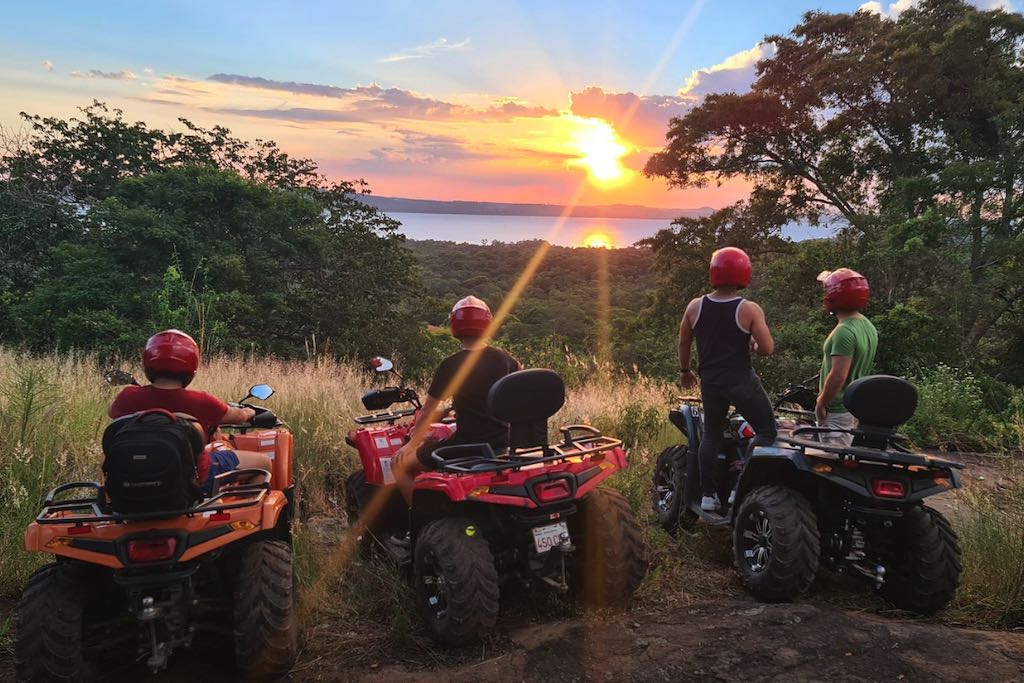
[379,456,395,484]
[531,522,569,554]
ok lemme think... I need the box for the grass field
[0,348,1020,647]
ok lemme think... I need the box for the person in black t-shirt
[392,296,521,503]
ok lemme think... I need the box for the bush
[904,365,995,451]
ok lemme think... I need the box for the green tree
[644,0,1024,384]
[0,104,425,365]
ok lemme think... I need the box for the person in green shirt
[815,268,878,447]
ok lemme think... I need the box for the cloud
[40,60,54,72]
[199,74,556,123]
[70,68,137,80]
[679,42,775,98]
[859,0,1012,16]
[379,37,470,63]
[569,87,692,148]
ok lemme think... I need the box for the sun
[582,231,614,248]
[567,117,632,187]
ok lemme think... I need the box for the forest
[1,0,1022,451]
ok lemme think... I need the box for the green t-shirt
[820,315,878,413]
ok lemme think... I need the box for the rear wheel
[734,485,820,602]
[878,506,961,615]
[413,517,499,646]
[651,446,697,534]
[575,487,648,608]
[233,540,298,681]
[15,563,89,682]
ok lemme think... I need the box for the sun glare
[582,231,614,248]
[568,117,632,187]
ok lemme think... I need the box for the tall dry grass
[0,349,1021,633]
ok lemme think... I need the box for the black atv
[652,377,817,532]
[651,375,963,615]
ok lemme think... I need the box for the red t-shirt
[109,386,229,482]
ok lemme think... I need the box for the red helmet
[449,296,492,339]
[143,329,200,385]
[709,247,752,289]
[817,268,870,312]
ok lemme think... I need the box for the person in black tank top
[678,248,778,513]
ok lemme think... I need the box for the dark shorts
[204,449,240,494]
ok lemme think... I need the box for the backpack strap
[134,408,179,421]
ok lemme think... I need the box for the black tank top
[693,296,752,386]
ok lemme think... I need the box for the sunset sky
[0,0,1013,210]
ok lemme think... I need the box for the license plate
[532,522,569,554]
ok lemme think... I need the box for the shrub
[904,365,994,451]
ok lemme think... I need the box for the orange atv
[15,377,297,681]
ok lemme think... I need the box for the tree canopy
[0,102,424,360]
[644,0,1024,385]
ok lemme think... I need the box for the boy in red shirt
[109,329,271,493]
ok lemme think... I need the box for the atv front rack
[35,469,273,525]
[432,432,623,474]
[354,407,417,425]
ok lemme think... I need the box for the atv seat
[783,375,918,451]
[430,369,566,469]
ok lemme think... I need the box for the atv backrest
[487,369,566,450]
[842,375,918,429]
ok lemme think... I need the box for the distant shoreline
[358,194,712,220]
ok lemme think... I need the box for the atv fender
[732,445,813,521]
[669,405,702,452]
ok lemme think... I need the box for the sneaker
[727,489,737,506]
[701,495,721,512]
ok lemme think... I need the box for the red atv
[345,359,646,645]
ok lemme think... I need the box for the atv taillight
[535,480,571,503]
[127,537,178,563]
[871,479,905,499]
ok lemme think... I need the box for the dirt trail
[319,600,1022,683]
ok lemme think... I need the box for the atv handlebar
[220,405,281,430]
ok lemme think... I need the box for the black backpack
[102,409,205,513]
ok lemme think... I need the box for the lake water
[390,212,820,247]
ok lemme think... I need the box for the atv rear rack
[35,469,273,524]
[433,433,623,474]
[778,430,964,470]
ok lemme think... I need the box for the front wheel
[878,506,961,615]
[15,563,89,682]
[651,446,697,534]
[414,517,499,646]
[733,485,820,602]
[233,540,298,681]
[575,487,648,608]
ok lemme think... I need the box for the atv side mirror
[248,384,274,401]
[371,357,394,373]
[104,369,138,386]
